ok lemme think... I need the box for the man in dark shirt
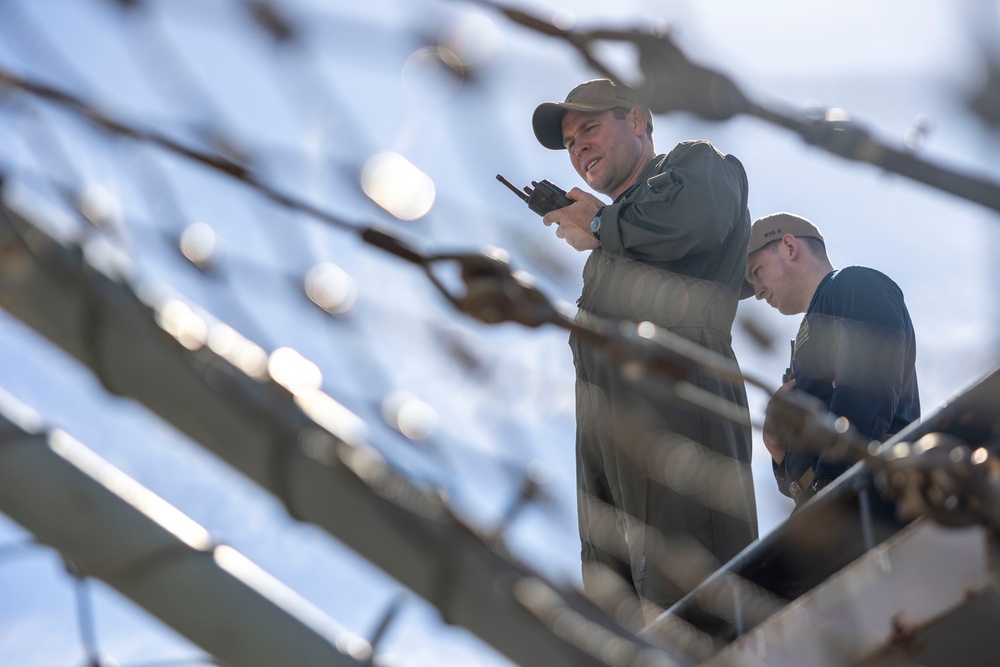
[533,78,758,614]
[742,212,920,506]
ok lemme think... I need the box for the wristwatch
[590,208,603,241]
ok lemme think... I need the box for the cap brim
[739,279,755,300]
[532,101,620,150]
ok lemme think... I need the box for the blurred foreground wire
[3,1,1000,665]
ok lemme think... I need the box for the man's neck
[610,145,656,200]
[797,264,835,313]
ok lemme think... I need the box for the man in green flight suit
[532,78,758,617]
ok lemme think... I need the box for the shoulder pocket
[646,171,683,199]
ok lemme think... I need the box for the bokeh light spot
[155,299,208,350]
[381,390,438,441]
[180,221,218,270]
[268,346,323,393]
[208,323,269,379]
[77,182,122,227]
[440,12,504,70]
[825,107,850,122]
[551,9,575,31]
[361,151,436,221]
[401,46,463,103]
[305,262,357,315]
[636,321,657,339]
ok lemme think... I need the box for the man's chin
[584,175,607,195]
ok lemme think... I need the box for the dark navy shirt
[775,267,920,496]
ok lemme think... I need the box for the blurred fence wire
[2,1,1000,666]
[477,1,1000,215]
[0,1,750,664]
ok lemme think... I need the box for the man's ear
[629,106,647,135]
[782,234,799,259]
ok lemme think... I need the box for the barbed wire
[765,389,1000,530]
[472,0,1000,217]
[1,195,690,666]
[0,64,781,420]
[2,1,999,665]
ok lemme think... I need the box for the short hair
[611,106,654,140]
[799,236,828,260]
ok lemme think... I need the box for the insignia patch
[794,318,809,356]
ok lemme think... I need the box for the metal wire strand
[477,0,1000,216]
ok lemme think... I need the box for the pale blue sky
[1,0,997,665]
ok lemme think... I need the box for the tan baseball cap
[532,79,653,150]
[740,212,825,299]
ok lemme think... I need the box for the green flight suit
[571,140,759,610]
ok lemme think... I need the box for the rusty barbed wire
[0,194,682,666]
[5,2,998,666]
[765,389,1000,529]
[0,63,783,417]
[472,0,1000,216]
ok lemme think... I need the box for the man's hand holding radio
[543,187,603,251]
